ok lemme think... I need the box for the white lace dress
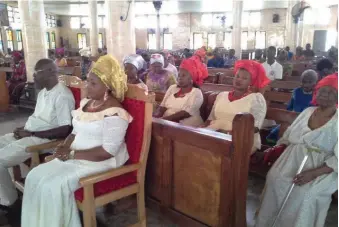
[256,107,338,227]
[21,99,133,227]
[206,92,267,152]
[161,85,204,127]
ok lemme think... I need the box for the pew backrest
[265,108,299,137]
[264,91,292,109]
[270,80,300,90]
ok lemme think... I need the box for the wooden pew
[269,80,300,91]
[0,71,9,112]
[264,91,292,109]
[201,83,232,92]
[147,114,254,227]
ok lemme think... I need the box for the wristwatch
[68,150,76,160]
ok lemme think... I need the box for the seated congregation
[0,45,337,227]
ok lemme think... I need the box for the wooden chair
[74,85,154,227]
[0,71,9,112]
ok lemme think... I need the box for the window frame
[147,33,156,50]
[15,30,23,50]
[51,32,56,49]
[163,33,173,50]
[6,30,14,51]
[193,33,203,50]
[77,33,87,49]
[98,33,103,49]
[207,33,216,49]
[46,32,50,49]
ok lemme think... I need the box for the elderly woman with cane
[256,74,338,227]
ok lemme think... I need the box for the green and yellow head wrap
[91,54,128,102]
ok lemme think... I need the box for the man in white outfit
[161,52,178,79]
[262,46,283,81]
[0,58,74,224]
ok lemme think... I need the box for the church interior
[0,0,338,226]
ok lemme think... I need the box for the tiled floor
[0,110,337,227]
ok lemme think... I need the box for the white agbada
[207,92,267,152]
[0,83,74,206]
[21,99,133,227]
[161,85,204,127]
[256,107,338,227]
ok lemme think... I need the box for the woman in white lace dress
[204,60,270,153]
[153,55,208,127]
[21,55,132,227]
[256,74,338,227]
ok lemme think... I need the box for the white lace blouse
[70,99,133,167]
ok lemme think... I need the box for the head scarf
[55,48,65,56]
[123,54,145,72]
[79,47,91,58]
[12,51,22,59]
[180,56,208,86]
[90,55,127,102]
[311,73,338,106]
[150,54,164,65]
[234,60,271,89]
[194,48,206,62]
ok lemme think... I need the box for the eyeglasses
[34,68,51,74]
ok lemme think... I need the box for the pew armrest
[25,140,64,153]
[79,163,141,187]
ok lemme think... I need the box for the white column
[232,0,243,59]
[105,0,136,62]
[285,0,299,51]
[156,13,161,50]
[18,0,47,82]
[89,0,99,56]
[119,0,136,58]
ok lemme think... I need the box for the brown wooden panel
[0,71,9,112]
[172,141,226,226]
[200,83,232,92]
[264,91,292,103]
[270,80,300,90]
[146,135,163,201]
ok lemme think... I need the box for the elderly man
[0,59,74,224]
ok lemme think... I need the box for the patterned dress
[256,107,338,227]
[145,70,176,93]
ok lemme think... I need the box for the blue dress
[207,57,225,68]
[266,87,313,144]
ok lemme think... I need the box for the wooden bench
[264,91,292,109]
[0,71,9,112]
[147,114,254,227]
[269,80,299,91]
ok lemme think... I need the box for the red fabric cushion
[68,87,81,109]
[74,97,146,202]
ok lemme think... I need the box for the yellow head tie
[91,55,128,102]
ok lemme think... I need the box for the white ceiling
[5,0,339,16]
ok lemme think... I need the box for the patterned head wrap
[123,54,145,72]
[194,48,206,62]
[180,56,208,86]
[90,55,128,102]
[234,60,271,89]
[150,54,164,65]
[79,47,91,57]
[311,73,338,106]
[12,51,23,59]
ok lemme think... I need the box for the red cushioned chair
[44,84,154,227]
[13,76,86,191]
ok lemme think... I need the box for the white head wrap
[150,53,164,66]
[79,47,91,57]
[123,54,145,71]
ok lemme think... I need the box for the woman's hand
[293,169,319,186]
[54,144,71,161]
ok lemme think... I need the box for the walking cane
[270,154,309,227]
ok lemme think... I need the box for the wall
[58,16,106,50]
